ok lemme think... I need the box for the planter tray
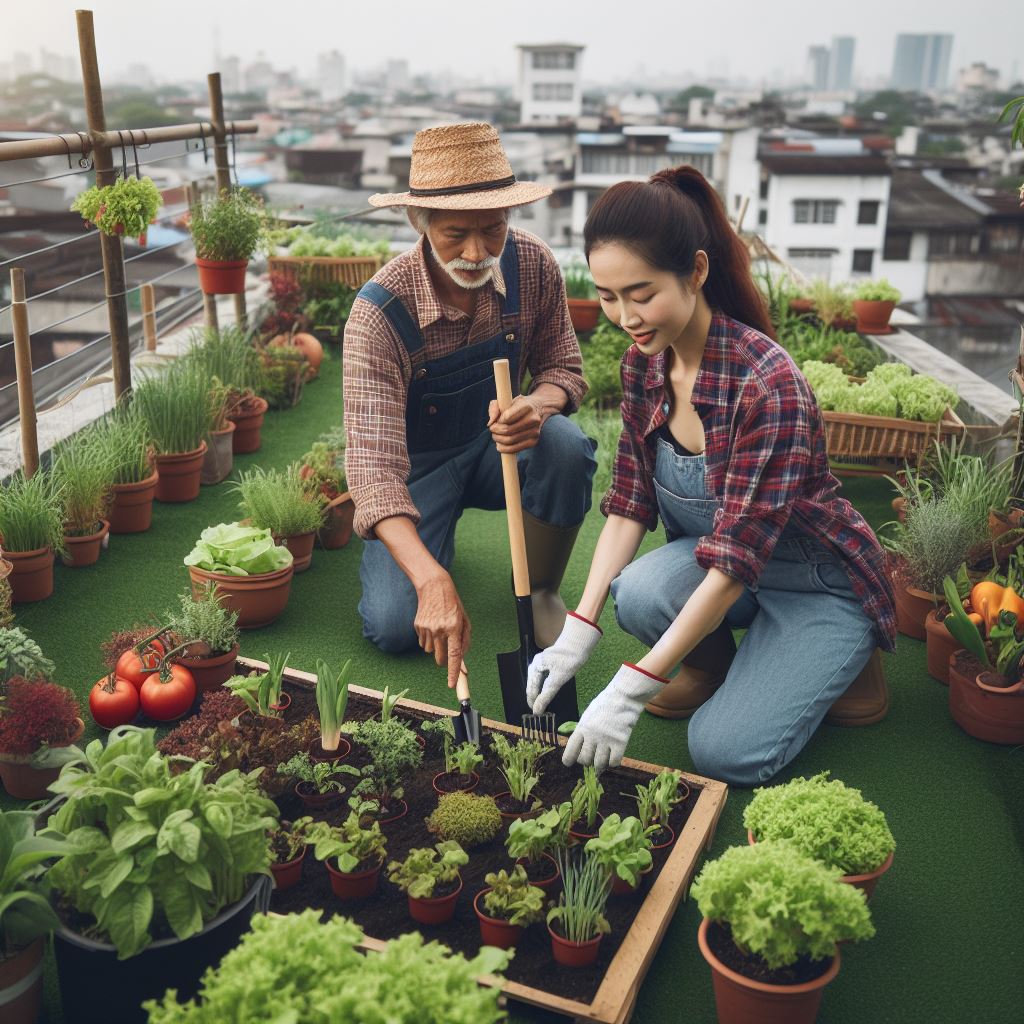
[247,657,728,1024]
[267,255,382,289]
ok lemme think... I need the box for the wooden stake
[141,283,157,351]
[10,270,39,477]
[187,182,219,331]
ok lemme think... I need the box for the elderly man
[343,122,597,687]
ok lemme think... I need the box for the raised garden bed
[267,255,382,288]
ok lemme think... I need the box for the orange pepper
[998,588,1024,627]
[969,581,1024,636]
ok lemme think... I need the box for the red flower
[0,677,80,758]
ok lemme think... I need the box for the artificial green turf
[10,346,1023,1023]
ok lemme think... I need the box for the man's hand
[414,570,472,688]
[487,395,545,453]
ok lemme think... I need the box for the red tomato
[139,663,196,722]
[116,637,166,690]
[89,674,140,729]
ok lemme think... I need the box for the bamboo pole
[76,9,132,400]
[187,182,219,330]
[141,283,157,351]
[9,270,39,477]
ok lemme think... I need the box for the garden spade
[493,358,580,727]
[452,662,481,747]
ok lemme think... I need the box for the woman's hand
[527,613,602,714]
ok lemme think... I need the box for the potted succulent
[87,403,157,534]
[233,465,326,573]
[490,734,547,819]
[305,812,389,900]
[0,626,55,684]
[347,717,423,824]
[547,847,612,967]
[268,816,313,891]
[425,791,503,849]
[164,582,241,692]
[853,278,901,334]
[299,438,354,550]
[584,813,656,895]
[276,751,358,810]
[184,522,295,628]
[312,658,352,761]
[224,650,292,719]
[568,765,605,841]
[0,471,64,603]
[51,433,112,567]
[563,261,601,332]
[505,803,572,890]
[691,841,873,1024]
[45,726,277,1024]
[388,840,469,925]
[189,186,269,294]
[631,769,688,849]
[432,728,484,794]
[70,175,162,242]
[0,676,84,799]
[744,771,896,898]
[0,809,71,1024]
[473,865,546,950]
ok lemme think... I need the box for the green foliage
[482,865,546,926]
[743,772,895,875]
[133,362,217,455]
[232,464,326,537]
[854,278,901,303]
[224,652,289,717]
[803,279,853,324]
[258,346,307,409]
[143,910,509,1024]
[632,769,684,829]
[571,765,604,829]
[548,848,611,943]
[572,406,623,498]
[182,326,264,394]
[189,187,269,262]
[184,522,293,576]
[51,430,113,536]
[281,224,391,261]
[986,608,1024,680]
[388,841,468,900]
[349,718,423,809]
[690,840,874,969]
[70,175,162,238]
[276,751,358,795]
[562,261,597,299]
[84,400,152,486]
[166,582,239,655]
[305,812,388,873]
[446,740,484,777]
[46,726,277,959]
[0,470,65,555]
[268,817,313,864]
[490,734,548,806]
[379,684,409,723]
[778,320,883,377]
[426,792,503,849]
[303,282,358,340]
[0,627,56,685]
[580,318,628,411]
[584,813,654,887]
[299,441,346,496]
[315,658,351,751]
[506,802,573,863]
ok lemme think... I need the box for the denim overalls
[609,433,877,786]
[354,236,596,653]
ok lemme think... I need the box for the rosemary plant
[166,582,240,655]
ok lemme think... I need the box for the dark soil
[521,856,558,885]
[706,921,833,987]
[494,792,534,815]
[433,771,476,793]
[950,649,1014,687]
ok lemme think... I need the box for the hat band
[408,174,517,198]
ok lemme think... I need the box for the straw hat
[368,122,552,210]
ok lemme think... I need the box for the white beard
[431,249,499,291]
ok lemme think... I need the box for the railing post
[10,270,39,477]
[141,283,157,351]
[76,9,132,400]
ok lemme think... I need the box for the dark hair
[584,165,774,339]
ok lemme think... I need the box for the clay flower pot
[474,889,524,949]
[891,496,907,523]
[173,643,240,693]
[229,396,269,454]
[516,853,560,892]
[270,847,306,891]
[6,546,55,604]
[568,813,604,845]
[0,717,84,799]
[275,530,315,573]
[295,781,343,811]
[924,609,959,685]
[195,257,248,294]
[894,584,937,641]
[948,650,1024,745]
[308,735,352,763]
[408,875,462,925]
[201,421,236,485]
[62,520,110,568]
[698,918,839,1024]
[326,857,383,901]
[376,798,409,826]
[853,299,895,335]
[188,563,294,629]
[154,442,207,503]
[494,791,541,823]
[431,770,480,795]
[0,936,43,1024]
[566,298,601,333]
[548,921,603,967]
[109,470,158,533]
[318,492,355,549]
[649,823,676,851]
[788,298,815,315]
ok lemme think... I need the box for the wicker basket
[823,406,965,473]
[267,256,382,289]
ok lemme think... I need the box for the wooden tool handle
[493,358,531,598]
[456,662,470,703]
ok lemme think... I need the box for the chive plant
[133,363,216,455]
[0,471,66,554]
[549,848,612,943]
[183,325,263,393]
[85,402,152,485]
[232,464,326,538]
[51,433,114,536]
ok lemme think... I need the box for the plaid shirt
[600,312,896,651]
[343,227,586,540]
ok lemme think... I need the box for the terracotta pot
[989,507,1024,542]
[568,813,604,845]
[270,848,306,891]
[924,609,959,685]
[154,442,207,503]
[308,735,352,763]
[229,396,269,454]
[548,921,603,967]
[789,298,814,315]
[109,471,158,533]
[494,791,542,823]
[318,492,355,549]
[173,644,239,693]
[62,520,110,568]
[611,864,652,896]
[195,257,248,294]
[188,563,294,629]
[270,693,291,715]
[698,918,839,1024]
[830,315,857,332]
[948,650,1024,745]
[649,823,676,851]
[853,299,896,335]
[275,530,315,573]
[408,875,462,925]
[894,584,936,641]
[567,298,601,333]
[474,889,525,949]
[295,780,343,810]
[6,546,55,604]
[0,717,84,799]
[892,496,907,523]
[201,422,236,485]
[0,937,43,1024]
[516,853,560,892]
[327,858,382,901]
[431,770,480,795]
[377,798,409,826]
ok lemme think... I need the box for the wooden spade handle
[493,358,531,598]
[456,662,470,702]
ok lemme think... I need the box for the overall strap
[498,234,520,318]
[356,280,424,358]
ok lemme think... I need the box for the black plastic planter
[53,875,271,1024]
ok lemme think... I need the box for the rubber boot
[521,511,582,650]
[825,648,889,726]
[644,623,736,720]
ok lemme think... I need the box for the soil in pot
[568,814,604,843]
[109,471,158,533]
[154,443,207,503]
[295,781,344,811]
[62,520,110,568]
[326,856,383,900]
[174,644,240,693]
[432,770,479,794]
[229,396,269,454]
[6,547,55,604]
[308,735,352,763]
[703,919,835,988]
[948,649,1024,745]
[494,791,540,820]
[648,823,676,850]
[0,717,85,799]
[408,875,462,925]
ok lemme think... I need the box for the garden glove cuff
[562,663,669,773]
[527,612,602,715]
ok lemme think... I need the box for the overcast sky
[3,1,1022,89]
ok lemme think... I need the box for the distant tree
[669,84,715,110]
[105,98,178,128]
[854,90,935,135]
[344,92,374,107]
[919,137,967,155]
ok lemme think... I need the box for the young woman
[528,166,896,786]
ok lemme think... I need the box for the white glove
[562,663,668,772]
[527,612,602,715]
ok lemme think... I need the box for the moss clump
[426,791,503,849]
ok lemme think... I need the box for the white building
[318,51,346,102]
[957,62,1000,93]
[515,44,583,124]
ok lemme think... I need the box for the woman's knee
[610,565,662,646]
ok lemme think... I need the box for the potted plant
[277,751,358,810]
[163,582,241,692]
[432,730,484,794]
[568,764,604,841]
[258,271,307,340]
[268,817,313,891]
[200,380,236,486]
[490,734,547,819]
[184,522,295,628]
[302,280,357,345]
[189,186,269,294]
[348,717,422,824]
[45,726,277,1024]
[853,279,901,334]
[51,433,112,567]
[506,803,572,890]
[305,812,389,900]
[0,809,71,1024]
[563,261,601,332]
[744,771,896,898]
[691,841,873,1024]
[426,791,503,849]
[86,402,156,534]
[388,841,469,925]
[233,465,326,573]
[300,438,354,550]
[258,345,308,409]
[474,865,546,950]
[224,650,292,718]
[70,175,162,242]
[0,626,55,684]
[312,657,352,761]
[805,279,855,331]
[0,471,64,603]
[584,813,655,895]
[269,329,324,381]
[0,676,84,799]
[547,847,612,967]
[631,769,688,850]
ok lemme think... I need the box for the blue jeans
[359,416,597,653]
[610,438,876,787]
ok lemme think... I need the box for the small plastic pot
[376,798,409,826]
[431,770,479,795]
[611,864,652,896]
[494,790,541,822]
[474,889,524,949]
[549,921,603,967]
[408,875,462,925]
[648,823,676,851]
[516,853,560,892]
[270,847,306,891]
[308,735,352,763]
[568,813,604,845]
[294,781,343,811]
[326,857,383,901]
